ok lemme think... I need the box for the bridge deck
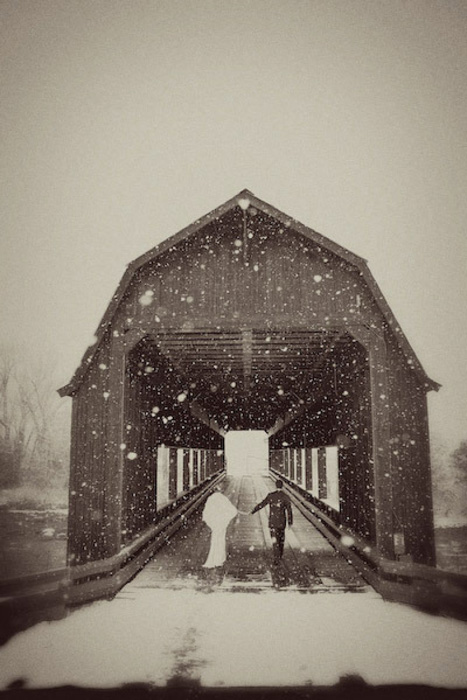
[118,475,372,597]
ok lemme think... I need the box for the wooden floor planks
[116,475,374,599]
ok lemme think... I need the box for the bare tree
[0,345,70,491]
[431,433,467,525]
[0,349,29,487]
[449,440,467,519]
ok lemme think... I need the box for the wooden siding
[67,331,112,565]
[385,331,436,564]
[108,211,384,335]
[121,358,157,544]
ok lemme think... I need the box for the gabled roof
[59,189,440,396]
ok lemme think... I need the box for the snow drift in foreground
[0,588,466,690]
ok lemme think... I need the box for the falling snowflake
[341,535,355,547]
[138,291,154,307]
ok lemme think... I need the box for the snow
[1,588,466,690]
[435,516,467,529]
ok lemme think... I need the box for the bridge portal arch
[60,190,439,568]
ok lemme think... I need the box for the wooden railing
[68,470,225,604]
[2,468,466,646]
[273,470,467,621]
[0,471,225,643]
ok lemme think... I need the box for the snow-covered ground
[435,517,467,529]
[0,587,466,690]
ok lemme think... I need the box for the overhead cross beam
[143,328,350,432]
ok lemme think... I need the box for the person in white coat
[201,488,238,569]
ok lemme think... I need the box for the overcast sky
[1,0,466,448]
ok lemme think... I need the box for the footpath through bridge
[118,474,371,596]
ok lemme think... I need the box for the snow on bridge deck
[1,476,467,692]
[118,474,370,596]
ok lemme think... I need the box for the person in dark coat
[251,479,293,564]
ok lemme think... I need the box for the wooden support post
[312,448,319,497]
[368,332,393,558]
[156,445,170,509]
[183,449,190,492]
[296,449,303,485]
[169,448,177,500]
[102,335,127,558]
[348,323,394,559]
[318,447,327,499]
[305,447,313,492]
[177,450,184,496]
[200,450,205,481]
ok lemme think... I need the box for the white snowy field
[0,588,467,690]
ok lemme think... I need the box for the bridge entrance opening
[225,430,269,476]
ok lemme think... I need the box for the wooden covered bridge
[57,190,444,608]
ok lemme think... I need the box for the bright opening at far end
[224,430,269,476]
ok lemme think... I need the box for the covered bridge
[59,190,439,571]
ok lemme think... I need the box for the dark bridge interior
[133,328,361,435]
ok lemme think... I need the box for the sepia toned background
[1,0,466,466]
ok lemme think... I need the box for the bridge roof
[59,190,439,396]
